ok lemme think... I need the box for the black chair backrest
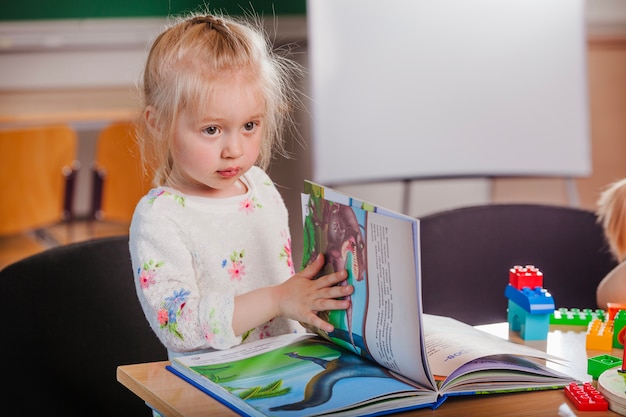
[419,204,617,325]
[0,235,167,416]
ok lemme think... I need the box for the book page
[301,189,433,388]
[171,333,438,417]
[422,314,574,390]
[362,210,427,384]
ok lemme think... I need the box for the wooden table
[117,323,623,416]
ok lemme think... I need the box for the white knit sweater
[129,166,304,359]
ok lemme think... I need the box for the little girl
[596,178,626,308]
[129,11,353,360]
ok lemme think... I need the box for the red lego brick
[607,302,626,320]
[564,382,609,411]
[509,265,543,290]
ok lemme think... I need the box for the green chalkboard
[0,1,306,21]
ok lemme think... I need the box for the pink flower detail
[228,260,246,281]
[139,269,156,289]
[239,199,255,214]
[259,323,271,339]
[280,232,295,273]
[157,308,169,325]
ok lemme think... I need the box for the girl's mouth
[218,167,240,178]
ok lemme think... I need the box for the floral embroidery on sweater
[138,259,164,289]
[203,308,221,344]
[223,250,246,281]
[158,288,190,340]
[280,230,294,274]
[259,321,272,339]
[241,329,251,343]
[239,196,262,213]
[147,188,185,207]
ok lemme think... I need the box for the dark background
[0,1,306,21]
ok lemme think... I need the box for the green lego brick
[550,307,606,325]
[587,354,623,380]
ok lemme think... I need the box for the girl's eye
[203,126,219,135]
[244,122,255,131]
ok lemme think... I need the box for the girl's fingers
[316,269,347,288]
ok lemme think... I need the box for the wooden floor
[0,219,130,270]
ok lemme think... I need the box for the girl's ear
[144,106,160,135]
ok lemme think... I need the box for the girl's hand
[275,253,353,333]
[232,253,353,336]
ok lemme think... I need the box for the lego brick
[550,307,606,326]
[564,382,609,411]
[613,310,626,349]
[608,302,626,320]
[504,284,555,314]
[509,265,543,290]
[507,299,550,340]
[587,354,623,380]
[586,319,614,351]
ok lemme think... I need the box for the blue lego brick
[508,299,550,340]
[504,284,555,314]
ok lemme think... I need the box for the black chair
[0,235,167,416]
[419,203,618,326]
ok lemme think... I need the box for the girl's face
[168,75,264,198]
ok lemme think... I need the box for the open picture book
[166,181,578,417]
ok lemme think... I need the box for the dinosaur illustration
[325,201,366,282]
[269,346,393,411]
[303,197,367,349]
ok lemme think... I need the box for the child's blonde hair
[136,12,302,186]
[597,178,626,262]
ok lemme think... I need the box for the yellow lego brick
[586,319,614,351]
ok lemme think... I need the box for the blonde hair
[136,12,302,186]
[597,178,626,262]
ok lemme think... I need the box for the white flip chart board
[307,0,591,185]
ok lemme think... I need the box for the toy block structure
[505,265,555,340]
[564,382,609,411]
[550,307,606,326]
[586,319,614,351]
[509,265,543,289]
[587,354,623,380]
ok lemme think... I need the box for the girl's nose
[222,134,243,158]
